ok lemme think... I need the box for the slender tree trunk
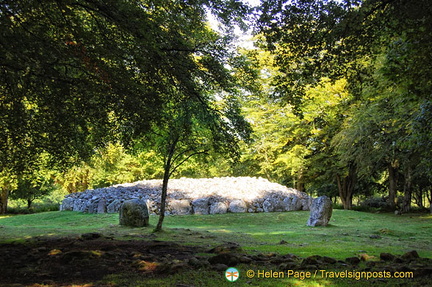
[413,188,423,209]
[402,167,412,213]
[0,188,8,214]
[154,136,178,232]
[388,163,397,210]
[155,165,170,232]
[429,190,432,214]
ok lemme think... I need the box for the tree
[256,0,432,210]
[0,0,250,213]
[151,95,251,231]
[0,170,16,214]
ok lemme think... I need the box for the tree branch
[169,149,209,177]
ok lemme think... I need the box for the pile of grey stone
[60,177,311,215]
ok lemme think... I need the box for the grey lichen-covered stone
[263,197,285,212]
[97,198,107,214]
[192,198,209,215]
[283,195,303,211]
[229,199,247,213]
[119,199,149,227]
[107,199,122,213]
[210,201,228,214]
[60,198,74,211]
[307,196,333,227]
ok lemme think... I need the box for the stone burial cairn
[60,177,312,215]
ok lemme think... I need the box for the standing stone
[307,196,333,227]
[119,199,149,227]
[97,198,107,214]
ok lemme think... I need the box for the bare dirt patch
[0,234,204,286]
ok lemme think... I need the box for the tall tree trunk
[429,190,432,214]
[336,164,356,210]
[388,163,397,210]
[27,199,33,210]
[402,167,412,213]
[412,188,424,209]
[296,171,305,192]
[0,188,8,214]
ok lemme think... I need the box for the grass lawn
[1,209,431,259]
[0,210,431,286]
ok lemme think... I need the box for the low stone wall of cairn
[60,177,311,215]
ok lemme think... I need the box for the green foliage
[254,0,432,210]
[2,153,57,210]
[239,72,351,193]
[90,143,164,188]
[2,0,432,213]
[0,0,252,213]
[59,164,93,194]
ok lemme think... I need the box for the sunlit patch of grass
[419,214,432,219]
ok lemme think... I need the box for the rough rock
[97,198,107,214]
[169,200,192,215]
[192,198,209,215]
[59,197,74,211]
[119,199,149,227]
[307,196,333,227]
[107,199,122,214]
[60,177,311,215]
[210,201,228,214]
[229,199,247,213]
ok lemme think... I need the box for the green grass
[1,210,431,286]
[1,210,431,259]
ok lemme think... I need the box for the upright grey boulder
[307,196,333,227]
[119,199,149,227]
